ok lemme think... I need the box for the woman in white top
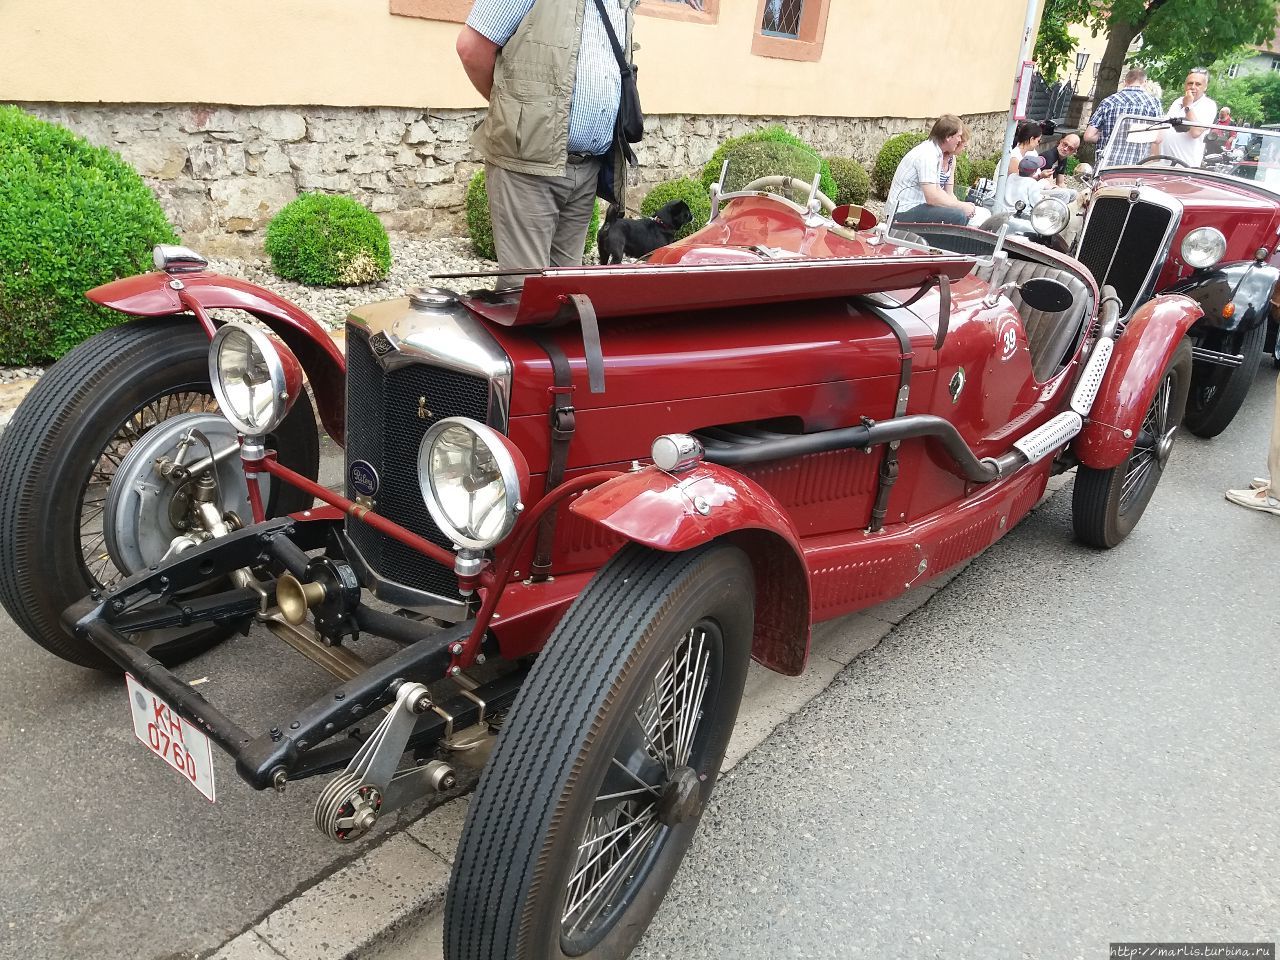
[1004,120,1045,207]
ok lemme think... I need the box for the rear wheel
[444,543,754,960]
[1073,338,1192,548]
[0,318,319,670]
[1183,321,1266,438]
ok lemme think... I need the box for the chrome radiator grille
[343,325,491,598]
[1076,195,1174,316]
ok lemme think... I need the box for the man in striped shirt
[457,0,636,285]
[1084,67,1163,168]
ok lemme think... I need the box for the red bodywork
[1094,169,1280,285]
[89,272,347,444]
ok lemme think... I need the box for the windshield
[1102,113,1280,189]
[715,139,825,208]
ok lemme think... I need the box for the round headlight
[209,323,302,437]
[417,418,528,550]
[1181,227,1227,270]
[1030,197,1071,237]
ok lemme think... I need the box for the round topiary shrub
[872,131,928,199]
[265,193,391,287]
[824,156,872,206]
[0,106,179,364]
[640,178,711,240]
[465,169,601,261]
[701,126,838,200]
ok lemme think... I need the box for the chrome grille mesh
[343,325,491,598]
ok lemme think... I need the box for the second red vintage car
[0,148,1203,960]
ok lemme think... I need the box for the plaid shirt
[467,0,633,156]
[1088,85,1163,167]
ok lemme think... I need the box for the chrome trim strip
[1191,346,1244,368]
[345,296,513,432]
[339,530,470,622]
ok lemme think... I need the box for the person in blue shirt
[456,0,636,285]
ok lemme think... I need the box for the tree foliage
[1049,0,1277,105]
[1033,0,1078,85]
[1208,69,1280,126]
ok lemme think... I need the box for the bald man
[1038,133,1082,187]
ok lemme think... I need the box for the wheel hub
[657,765,702,826]
[103,412,264,576]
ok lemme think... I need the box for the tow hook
[313,682,457,843]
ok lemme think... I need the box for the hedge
[264,193,391,286]
[0,106,178,364]
[701,126,838,200]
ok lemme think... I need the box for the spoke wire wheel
[444,543,755,960]
[0,318,319,670]
[1072,337,1192,548]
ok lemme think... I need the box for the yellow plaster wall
[1,0,1038,118]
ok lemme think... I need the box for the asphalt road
[2,370,1278,960]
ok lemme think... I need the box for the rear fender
[88,271,346,445]
[1073,294,1202,469]
[1169,260,1278,335]
[570,464,813,676]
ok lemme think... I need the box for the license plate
[125,674,216,802]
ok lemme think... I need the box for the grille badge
[369,331,397,357]
[349,460,380,498]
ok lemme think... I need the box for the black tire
[445,543,754,960]
[1183,320,1266,438]
[0,318,319,670]
[1073,337,1192,548]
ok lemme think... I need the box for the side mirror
[1019,276,1074,313]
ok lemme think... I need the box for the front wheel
[1073,338,1192,548]
[1183,320,1266,438]
[445,543,754,960]
[0,318,320,670]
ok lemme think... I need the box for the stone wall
[20,103,1005,251]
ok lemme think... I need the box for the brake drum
[103,413,264,576]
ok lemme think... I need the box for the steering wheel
[738,175,837,213]
[1138,154,1191,168]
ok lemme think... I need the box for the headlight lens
[1030,197,1071,236]
[418,418,528,550]
[1181,227,1227,269]
[208,323,300,436]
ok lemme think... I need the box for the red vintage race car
[0,149,1202,960]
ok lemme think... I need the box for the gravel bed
[206,234,498,332]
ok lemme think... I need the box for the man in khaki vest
[457,0,636,286]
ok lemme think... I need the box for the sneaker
[1225,485,1280,515]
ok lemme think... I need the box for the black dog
[597,200,693,265]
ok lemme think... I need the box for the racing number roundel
[997,316,1020,363]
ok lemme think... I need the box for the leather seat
[973,258,1092,382]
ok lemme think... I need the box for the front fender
[570,464,813,676]
[1074,294,1203,469]
[88,271,346,445]
[1169,260,1278,335]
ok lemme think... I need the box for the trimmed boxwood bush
[872,131,928,199]
[265,193,391,286]
[701,126,837,200]
[640,178,711,240]
[465,169,600,261]
[0,106,178,364]
[824,156,872,206]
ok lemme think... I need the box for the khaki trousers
[486,158,601,289]
[1270,371,1280,487]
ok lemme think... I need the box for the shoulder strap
[590,0,629,69]
[528,331,577,580]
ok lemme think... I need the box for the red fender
[88,271,346,445]
[570,463,813,676]
[1073,294,1203,470]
